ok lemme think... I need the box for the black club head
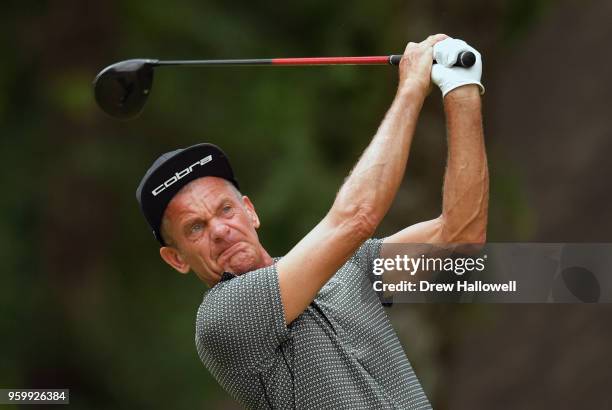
[93,59,157,120]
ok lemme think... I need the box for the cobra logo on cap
[151,155,212,197]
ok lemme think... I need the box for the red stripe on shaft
[271,56,389,65]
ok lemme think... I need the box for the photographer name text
[373,280,517,293]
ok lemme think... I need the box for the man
[136,34,488,409]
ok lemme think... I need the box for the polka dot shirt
[195,239,431,409]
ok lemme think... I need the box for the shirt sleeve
[195,262,290,380]
[347,238,394,305]
[353,238,384,283]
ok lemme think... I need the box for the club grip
[389,51,476,67]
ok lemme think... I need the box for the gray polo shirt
[195,239,431,409]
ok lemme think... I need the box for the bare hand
[398,34,448,96]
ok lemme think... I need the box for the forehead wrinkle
[169,185,237,226]
[171,193,214,224]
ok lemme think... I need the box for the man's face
[159,176,267,286]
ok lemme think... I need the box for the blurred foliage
[0,0,584,409]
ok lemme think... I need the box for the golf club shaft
[154,52,474,67]
[156,56,389,66]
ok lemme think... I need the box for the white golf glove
[431,38,484,98]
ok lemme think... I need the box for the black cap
[136,143,239,245]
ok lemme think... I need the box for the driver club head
[93,59,158,120]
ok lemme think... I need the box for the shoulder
[195,262,290,373]
[196,262,280,335]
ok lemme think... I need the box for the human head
[136,144,272,286]
[136,143,240,246]
[158,176,272,286]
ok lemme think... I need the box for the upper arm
[381,216,484,263]
[381,217,458,265]
[382,217,444,253]
[277,211,374,325]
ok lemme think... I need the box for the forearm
[330,84,425,229]
[440,86,489,242]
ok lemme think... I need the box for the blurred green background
[2,0,612,408]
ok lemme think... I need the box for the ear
[241,196,260,229]
[159,246,191,274]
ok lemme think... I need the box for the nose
[210,218,231,243]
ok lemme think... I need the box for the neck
[259,250,274,269]
[247,246,274,271]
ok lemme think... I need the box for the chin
[226,250,259,275]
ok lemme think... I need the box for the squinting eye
[191,223,203,233]
[222,205,232,214]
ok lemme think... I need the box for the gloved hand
[431,38,484,98]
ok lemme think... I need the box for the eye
[190,222,204,233]
[222,204,233,215]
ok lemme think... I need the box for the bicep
[382,217,444,255]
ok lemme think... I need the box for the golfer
[136,34,488,409]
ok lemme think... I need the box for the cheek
[182,241,213,268]
[231,211,253,230]
[240,215,260,238]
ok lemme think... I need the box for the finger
[420,33,449,48]
[434,38,468,67]
[402,41,418,55]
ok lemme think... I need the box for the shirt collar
[218,258,281,283]
[220,271,236,282]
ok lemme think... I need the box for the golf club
[93,52,476,120]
